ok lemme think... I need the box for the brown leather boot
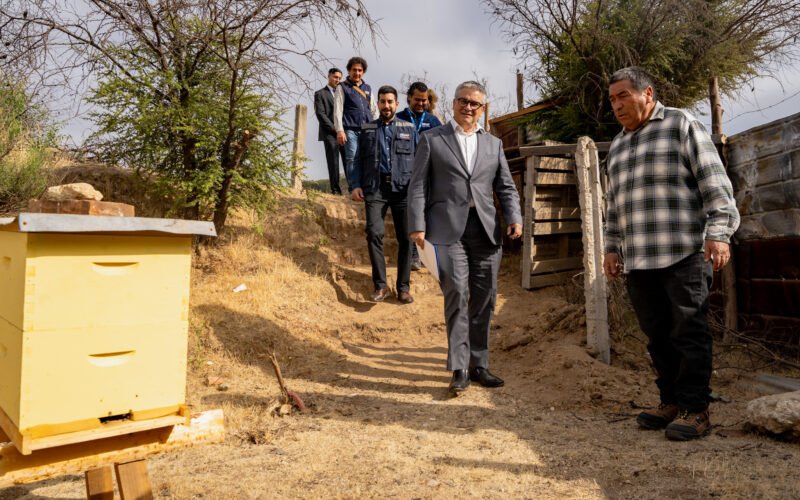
[665,410,711,441]
[636,403,680,430]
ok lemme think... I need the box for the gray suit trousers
[435,209,501,371]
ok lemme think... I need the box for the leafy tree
[485,0,800,141]
[1,1,377,232]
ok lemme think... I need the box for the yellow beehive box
[0,213,216,448]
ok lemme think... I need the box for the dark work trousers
[625,252,713,412]
[434,209,502,371]
[364,185,411,293]
[322,135,345,194]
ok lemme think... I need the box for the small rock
[216,383,229,391]
[278,404,293,416]
[746,390,800,438]
[709,391,732,403]
[206,376,224,387]
[42,183,103,202]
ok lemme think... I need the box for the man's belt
[380,174,392,187]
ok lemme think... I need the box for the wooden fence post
[291,104,307,192]
[575,137,610,364]
[709,76,738,339]
[521,155,539,289]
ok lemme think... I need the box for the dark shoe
[637,403,680,430]
[469,367,504,388]
[411,258,422,271]
[665,410,711,441]
[370,287,390,302]
[397,291,414,304]
[448,369,470,396]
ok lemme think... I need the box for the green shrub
[0,82,54,214]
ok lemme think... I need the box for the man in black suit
[314,68,346,194]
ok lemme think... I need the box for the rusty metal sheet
[0,213,216,237]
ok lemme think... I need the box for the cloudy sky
[60,0,800,182]
[295,0,800,181]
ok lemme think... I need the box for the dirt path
[4,192,799,499]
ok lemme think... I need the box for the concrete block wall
[727,112,800,241]
[726,112,800,330]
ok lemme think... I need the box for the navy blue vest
[341,80,373,130]
[352,119,416,193]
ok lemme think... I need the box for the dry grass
[5,189,800,500]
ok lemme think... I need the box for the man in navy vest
[396,81,443,270]
[334,56,378,192]
[350,86,416,304]
[314,68,345,194]
[396,81,443,136]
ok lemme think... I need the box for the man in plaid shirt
[603,67,740,441]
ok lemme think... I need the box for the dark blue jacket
[341,80,373,130]
[352,118,416,193]
[395,108,442,142]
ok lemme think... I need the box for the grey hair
[454,80,487,100]
[609,67,657,100]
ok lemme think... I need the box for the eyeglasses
[456,97,485,110]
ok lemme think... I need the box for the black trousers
[364,186,411,292]
[625,252,713,412]
[322,135,345,194]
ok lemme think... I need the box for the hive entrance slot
[99,412,132,424]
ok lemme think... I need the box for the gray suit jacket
[408,123,522,245]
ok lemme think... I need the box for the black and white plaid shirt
[604,102,740,271]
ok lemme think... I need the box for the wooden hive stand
[0,409,224,498]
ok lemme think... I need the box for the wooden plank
[534,207,580,220]
[721,259,738,339]
[116,459,153,500]
[521,156,538,288]
[25,414,188,454]
[558,234,570,258]
[489,100,556,126]
[529,270,577,288]
[533,220,582,235]
[575,137,610,364]
[535,171,576,185]
[519,142,611,157]
[530,234,583,258]
[0,410,224,487]
[531,256,583,274]
[538,156,575,172]
[85,466,114,500]
[0,405,25,455]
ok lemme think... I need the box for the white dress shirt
[450,119,482,174]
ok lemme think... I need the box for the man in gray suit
[408,81,522,396]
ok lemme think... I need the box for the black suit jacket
[314,87,336,141]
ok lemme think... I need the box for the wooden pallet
[0,409,224,488]
[521,154,584,289]
[519,142,611,290]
